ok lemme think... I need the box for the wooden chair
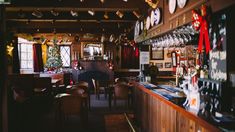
[92,78,98,99]
[76,81,90,109]
[8,74,35,132]
[8,74,34,103]
[56,94,88,129]
[92,79,108,100]
[113,83,132,108]
[33,77,52,96]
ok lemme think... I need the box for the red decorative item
[192,5,211,54]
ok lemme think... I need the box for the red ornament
[192,5,211,54]
[192,10,201,31]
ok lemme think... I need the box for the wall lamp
[132,11,141,18]
[51,9,59,16]
[70,10,78,17]
[104,12,109,19]
[32,9,43,18]
[88,10,95,16]
[116,10,124,18]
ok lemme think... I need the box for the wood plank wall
[133,83,220,132]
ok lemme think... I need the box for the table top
[51,79,62,84]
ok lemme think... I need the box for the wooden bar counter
[133,82,220,132]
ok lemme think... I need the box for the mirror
[81,43,103,60]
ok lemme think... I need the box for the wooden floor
[8,94,133,132]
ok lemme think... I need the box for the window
[60,46,71,67]
[18,43,33,69]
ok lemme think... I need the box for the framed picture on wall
[151,46,164,60]
[165,62,172,68]
[156,63,163,69]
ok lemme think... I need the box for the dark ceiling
[5,0,149,36]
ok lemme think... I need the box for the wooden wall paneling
[176,112,190,132]
[133,82,220,132]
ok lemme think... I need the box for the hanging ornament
[145,0,159,9]
[192,10,201,30]
[192,5,211,54]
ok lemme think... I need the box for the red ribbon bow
[192,5,211,54]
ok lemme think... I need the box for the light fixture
[109,34,115,42]
[32,9,43,18]
[123,0,128,2]
[80,0,84,2]
[51,19,56,24]
[26,19,30,24]
[18,9,25,18]
[116,10,124,18]
[88,10,95,16]
[53,28,56,34]
[132,11,141,18]
[101,34,105,42]
[70,10,78,17]
[100,0,105,3]
[51,9,59,16]
[117,23,120,28]
[104,12,109,19]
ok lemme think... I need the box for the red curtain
[12,36,20,73]
[121,45,139,69]
[33,44,44,72]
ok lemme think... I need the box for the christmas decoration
[192,5,211,54]
[44,43,63,72]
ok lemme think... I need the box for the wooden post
[0,4,7,132]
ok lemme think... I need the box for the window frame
[18,43,34,70]
[59,45,71,68]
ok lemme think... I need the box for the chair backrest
[60,95,82,115]
[67,88,85,96]
[114,83,129,99]
[92,78,97,89]
[77,81,89,88]
[8,74,34,102]
[33,77,52,93]
[97,80,109,88]
[77,81,89,93]
[63,73,71,86]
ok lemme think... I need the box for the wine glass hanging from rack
[150,25,198,48]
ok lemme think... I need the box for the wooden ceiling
[5,0,149,36]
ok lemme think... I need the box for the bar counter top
[133,81,221,132]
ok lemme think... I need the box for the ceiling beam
[6,7,139,12]
[8,0,147,10]
[9,28,129,35]
[7,19,135,23]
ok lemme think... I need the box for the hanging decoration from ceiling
[192,5,211,54]
[145,0,159,9]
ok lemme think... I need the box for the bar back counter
[133,82,220,132]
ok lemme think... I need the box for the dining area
[7,72,135,132]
